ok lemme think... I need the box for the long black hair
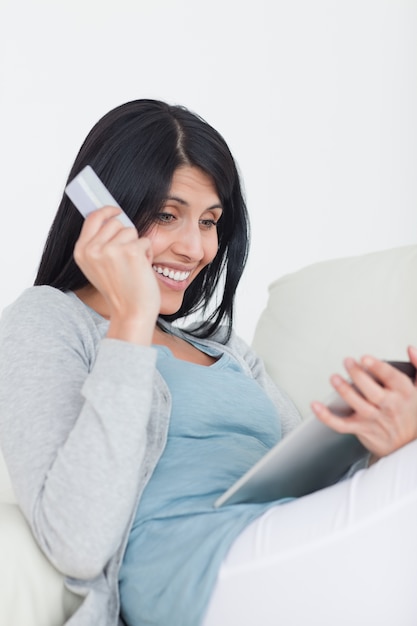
[35,99,250,339]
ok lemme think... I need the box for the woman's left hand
[311,346,417,460]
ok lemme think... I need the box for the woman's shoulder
[0,286,105,345]
[3,285,71,313]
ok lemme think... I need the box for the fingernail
[331,374,343,387]
[311,401,323,413]
[362,356,374,368]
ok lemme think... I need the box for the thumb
[139,236,154,263]
[407,346,417,385]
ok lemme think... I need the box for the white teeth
[153,266,191,282]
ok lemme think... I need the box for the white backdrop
[1,0,416,343]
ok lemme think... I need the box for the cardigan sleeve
[0,287,163,579]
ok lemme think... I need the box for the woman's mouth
[152,265,191,283]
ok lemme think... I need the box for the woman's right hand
[74,206,160,344]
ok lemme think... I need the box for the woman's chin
[158,298,184,317]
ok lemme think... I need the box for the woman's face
[145,166,223,316]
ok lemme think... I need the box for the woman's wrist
[106,314,156,345]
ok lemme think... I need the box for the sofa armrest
[0,503,82,626]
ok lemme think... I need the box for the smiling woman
[1,99,417,626]
[34,100,249,341]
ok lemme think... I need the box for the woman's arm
[0,288,160,580]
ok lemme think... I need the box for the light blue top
[119,340,287,626]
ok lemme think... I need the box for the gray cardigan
[0,286,302,625]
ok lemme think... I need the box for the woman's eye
[199,219,218,230]
[156,212,175,224]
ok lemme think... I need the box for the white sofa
[1,244,417,625]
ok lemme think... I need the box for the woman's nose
[172,222,204,260]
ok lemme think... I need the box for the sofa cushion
[252,245,417,419]
[0,447,15,503]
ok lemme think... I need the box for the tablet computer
[214,361,416,507]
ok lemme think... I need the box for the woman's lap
[203,439,417,626]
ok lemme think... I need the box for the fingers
[311,353,417,458]
[331,369,376,415]
[331,357,413,412]
[78,206,125,240]
[74,206,138,265]
[311,401,356,434]
[357,356,414,397]
[342,358,386,409]
[78,206,137,245]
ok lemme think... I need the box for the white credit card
[65,165,135,228]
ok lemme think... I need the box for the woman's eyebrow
[164,195,223,211]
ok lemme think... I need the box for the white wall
[1,0,416,344]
